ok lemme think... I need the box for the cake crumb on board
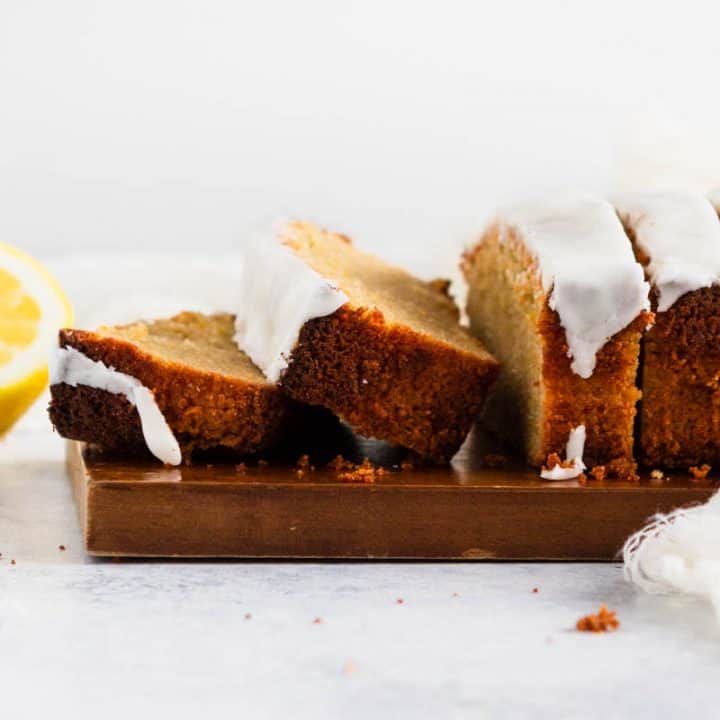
[294,454,316,479]
[336,457,387,484]
[689,464,711,480]
[542,453,568,472]
[483,454,507,468]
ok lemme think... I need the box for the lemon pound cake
[49,312,291,465]
[462,193,651,478]
[614,192,720,468]
[234,221,499,462]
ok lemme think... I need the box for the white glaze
[234,223,348,382]
[50,346,182,466]
[540,425,586,481]
[498,192,650,378]
[613,192,720,312]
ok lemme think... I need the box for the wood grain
[67,433,717,560]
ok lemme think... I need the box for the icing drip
[613,192,720,312]
[51,346,182,466]
[540,425,586,481]
[234,223,348,382]
[498,192,649,378]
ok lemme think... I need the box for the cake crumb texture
[464,223,647,471]
[638,286,720,468]
[576,605,619,633]
[279,221,499,462]
[48,312,292,462]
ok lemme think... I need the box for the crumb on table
[589,465,606,482]
[576,604,619,633]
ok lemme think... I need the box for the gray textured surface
[2,404,719,719]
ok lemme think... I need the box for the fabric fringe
[622,492,720,618]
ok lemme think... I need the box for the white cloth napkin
[623,491,720,619]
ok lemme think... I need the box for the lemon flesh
[0,244,73,436]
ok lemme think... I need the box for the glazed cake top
[235,220,492,383]
[234,222,349,382]
[498,191,650,379]
[613,191,720,312]
[51,345,182,465]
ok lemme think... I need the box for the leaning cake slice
[614,191,720,468]
[235,220,499,462]
[49,312,291,464]
[462,192,651,478]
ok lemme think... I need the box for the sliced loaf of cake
[49,312,291,464]
[234,220,499,462]
[462,192,651,478]
[614,191,720,468]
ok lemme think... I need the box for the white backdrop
[2,0,720,278]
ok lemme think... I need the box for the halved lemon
[0,243,73,436]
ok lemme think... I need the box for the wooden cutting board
[67,428,717,560]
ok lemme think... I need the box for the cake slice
[462,192,651,478]
[234,220,499,462]
[49,312,291,464]
[614,191,720,468]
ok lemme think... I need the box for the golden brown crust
[48,324,292,460]
[538,303,647,475]
[49,383,148,455]
[280,305,499,462]
[621,220,720,468]
[464,222,647,476]
[639,285,720,468]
